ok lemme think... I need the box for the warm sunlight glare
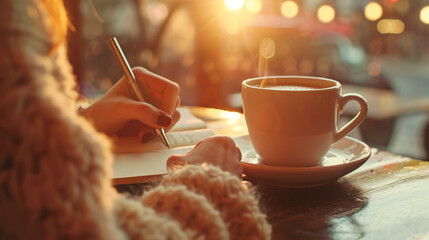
[221,111,241,120]
[245,0,262,13]
[377,19,405,34]
[317,5,335,23]
[225,21,240,35]
[365,2,383,21]
[420,6,429,24]
[281,1,299,18]
[225,0,245,10]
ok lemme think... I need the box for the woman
[0,0,271,239]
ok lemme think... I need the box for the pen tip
[158,129,170,149]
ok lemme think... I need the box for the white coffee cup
[242,76,368,167]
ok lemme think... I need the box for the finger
[166,109,181,132]
[175,96,181,110]
[235,162,244,177]
[115,98,173,129]
[117,121,155,142]
[235,146,244,176]
[117,119,146,136]
[236,145,242,162]
[231,158,243,178]
[185,139,203,156]
[133,67,180,114]
[139,129,156,143]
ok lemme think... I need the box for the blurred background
[64,0,429,160]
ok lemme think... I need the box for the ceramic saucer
[234,135,371,188]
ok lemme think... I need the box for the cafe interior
[59,1,429,238]
[66,0,429,161]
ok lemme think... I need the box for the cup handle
[334,93,368,142]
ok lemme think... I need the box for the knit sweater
[0,0,271,239]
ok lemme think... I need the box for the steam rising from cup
[258,37,276,87]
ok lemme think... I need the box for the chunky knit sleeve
[140,165,272,240]
[114,194,189,240]
[0,0,122,239]
[0,1,272,239]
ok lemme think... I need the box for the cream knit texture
[0,0,272,239]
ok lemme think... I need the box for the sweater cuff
[160,164,272,240]
[141,185,229,239]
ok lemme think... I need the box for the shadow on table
[252,181,367,240]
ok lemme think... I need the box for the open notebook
[112,107,215,185]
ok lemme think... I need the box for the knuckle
[171,82,180,95]
[236,147,242,161]
[174,110,181,119]
[222,136,236,148]
[137,102,152,112]
[132,66,146,75]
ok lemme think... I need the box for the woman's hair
[42,0,68,51]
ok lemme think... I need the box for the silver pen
[108,37,170,148]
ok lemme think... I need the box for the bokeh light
[377,19,405,34]
[367,62,381,76]
[225,0,245,10]
[369,39,384,54]
[365,2,383,21]
[145,1,168,24]
[299,59,314,75]
[317,5,335,23]
[420,6,429,24]
[245,0,262,13]
[316,57,331,77]
[281,1,299,18]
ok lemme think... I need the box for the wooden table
[259,150,429,240]
[117,107,429,239]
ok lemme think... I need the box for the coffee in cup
[241,76,368,167]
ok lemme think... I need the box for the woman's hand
[80,67,181,141]
[167,136,243,178]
